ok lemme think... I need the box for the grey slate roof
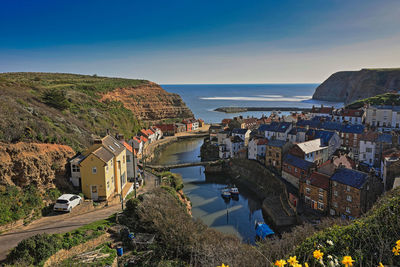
[284,154,314,170]
[330,168,369,189]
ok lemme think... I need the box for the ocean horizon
[161,83,343,123]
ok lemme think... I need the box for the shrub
[42,89,70,110]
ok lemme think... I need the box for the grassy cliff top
[346,93,400,109]
[0,72,148,150]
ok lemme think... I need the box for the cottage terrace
[282,154,315,188]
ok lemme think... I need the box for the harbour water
[155,138,265,243]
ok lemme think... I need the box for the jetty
[214,107,312,113]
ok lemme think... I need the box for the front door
[91,185,98,200]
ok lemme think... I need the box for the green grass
[346,93,400,109]
[59,242,117,267]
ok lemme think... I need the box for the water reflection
[155,138,265,243]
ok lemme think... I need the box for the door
[91,185,98,200]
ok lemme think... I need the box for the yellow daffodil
[378,262,384,267]
[396,240,400,247]
[293,264,302,267]
[304,263,309,267]
[217,264,228,267]
[392,246,400,256]
[274,259,287,267]
[313,250,324,260]
[342,256,354,267]
[287,256,298,266]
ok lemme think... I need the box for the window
[319,194,324,201]
[127,155,131,162]
[333,202,338,208]
[346,186,351,192]
[123,156,125,164]
[72,165,80,172]
[347,195,352,202]
[107,181,110,189]
[346,207,351,214]
[318,202,324,210]
[319,188,324,193]
[366,148,372,153]
[295,168,298,173]
[92,167,97,174]
[306,180,310,185]
[305,196,311,204]
[306,187,311,194]
[333,181,337,187]
[106,165,108,172]
[334,190,338,197]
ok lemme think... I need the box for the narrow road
[0,171,157,261]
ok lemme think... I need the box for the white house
[248,138,268,161]
[129,136,143,155]
[231,128,251,146]
[333,108,364,124]
[263,122,293,141]
[150,126,163,140]
[287,127,307,143]
[69,154,85,188]
[191,119,199,130]
[120,141,138,180]
[364,105,400,129]
[359,131,378,167]
[219,136,245,158]
[291,139,329,165]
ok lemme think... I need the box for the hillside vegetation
[346,92,400,109]
[0,72,192,151]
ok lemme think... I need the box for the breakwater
[214,107,312,113]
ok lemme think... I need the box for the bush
[42,89,70,110]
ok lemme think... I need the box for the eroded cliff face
[100,82,194,121]
[312,69,400,104]
[0,142,75,190]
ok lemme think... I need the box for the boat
[255,222,275,240]
[230,186,239,195]
[221,189,231,199]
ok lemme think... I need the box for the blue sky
[1,0,400,83]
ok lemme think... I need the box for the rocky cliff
[0,142,75,190]
[312,69,400,104]
[100,82,193,121]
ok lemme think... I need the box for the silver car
[53,194,82,212]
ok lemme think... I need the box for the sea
[161,84,343,123]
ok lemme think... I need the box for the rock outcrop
[100,82,193,121]
[312,69,400,104]
[0,142,75,190]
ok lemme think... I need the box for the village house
[338,124,365,160]
[333,108,364,124]
[175,123,187,134]
[359,131,378,167]
[150,126,163,140]
[301,171,330,213]
[248,138,268,162]
[310,105,334,118]
[139,128,156,143]
[120,141,138,181]
[217,130,230,144]
[156,124,176,136]
[221,119,232,128]
[364,105,400,129]
[262,121,293,141]
[69,154,85,188]
[182,119,193,132]
[305,129,341,157]
[219,135,244,159]
[289,139,329,166]
[209,124,224,141]
[232,128,251,146]
[191,119,199,130]
[129,136,143,155]
[79,135,129,201]
[265,139,291,171]
[282,154,314,189]
[381,149,400,191]
[329,168,381,218]
[241,117,258,129]
[287,127,307,143]
[317,153,356,177]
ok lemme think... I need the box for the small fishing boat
[221,189,231,199]
[255,222,275,240]
[230,186,239,195]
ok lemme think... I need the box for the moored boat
[221,189,231,198]
[230,186,239,195]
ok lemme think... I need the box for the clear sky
[1,0,400,84]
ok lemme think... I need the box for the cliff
[0,142,75,190]
[0,72,193,150]
[312,69,400,104]
[100,81,193,121]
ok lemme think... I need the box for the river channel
[154,138,266,244]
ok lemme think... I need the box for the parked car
[53,194,82,212]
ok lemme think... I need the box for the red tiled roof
[341,109,364,117]
[146,129,154,135]
[122,141,133,153]
[309,172,330,190]
[133,136,141,143]
[140,136,148,143]
[222,119,232,125]
[140,129,148,137]
[311,106,334,114]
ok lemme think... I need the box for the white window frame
[92,167,97,174]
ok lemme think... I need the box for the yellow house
[80,135,128,201]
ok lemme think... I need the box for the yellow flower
[396,240,400,247]
[293,264,302,267]
[342,256,354,267]
[304,263,309,267]
[378,262,384,267]
[393,246,400,256]
[217,264,228,267]
[313,250,324,260]
[274,259,287,267]
[287,256,298,266]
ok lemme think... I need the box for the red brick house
[300,171,330,213]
